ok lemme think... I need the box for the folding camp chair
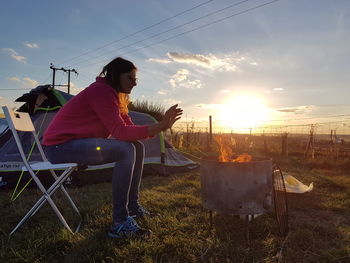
[2,106,81,236]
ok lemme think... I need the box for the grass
[128,100,165,122]
[1,164,349,262]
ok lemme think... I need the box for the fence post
[262,132,269,157]
[334,129,339,162]
[207,115,212,151]
[185,122,190,148]
[281,132,288,157]
[304,125,315,159]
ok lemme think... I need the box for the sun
[218,94,270,129]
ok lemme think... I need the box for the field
[0,133,350,262]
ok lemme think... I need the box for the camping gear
[2,106,81,235]
[0,85,198,189]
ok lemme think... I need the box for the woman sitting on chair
[42,57,183,239]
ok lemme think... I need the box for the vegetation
[128,100,165,121]
[1,133,350,262]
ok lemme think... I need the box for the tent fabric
[0,86,198,189]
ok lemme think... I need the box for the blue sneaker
[129,205,159,219]
[108,216,152,239]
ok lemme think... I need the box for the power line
[77,0,279,69]
[121,0,279,54]
[72,0,252,67]
[0,88,31,91]
[58,0,214,65]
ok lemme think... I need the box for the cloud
[168,52,212,67]
[149,51,257,72]
[148,58,172,64]
[169,69,202,89]
[8,76,38,87]
[276,105,313,115]
[195,103,222,110]
[157,90,168,95]
[7,76,21,82]
[266,87,284,93]
[23,77,38,87]
[2,48,27,63]
[24,42,39,48]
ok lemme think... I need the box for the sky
[1,0,350,130]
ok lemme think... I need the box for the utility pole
[50,64,78,94]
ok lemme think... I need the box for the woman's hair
[99,57,137,114]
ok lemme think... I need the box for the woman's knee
[114,141,136,163]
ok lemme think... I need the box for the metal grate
[272,165,289,237]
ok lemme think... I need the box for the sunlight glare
[219,94,270,129]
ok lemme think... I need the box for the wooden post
[304,125,315,159]
[329,129,334,153]
[334,130,339,162]
[178,134,184,149]
[208,115,212,150]
[281,132,288,157]
[262,132,269,157]
[185,122,189,148]
[248,128,253,153]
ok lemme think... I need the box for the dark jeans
[44,138,145,223]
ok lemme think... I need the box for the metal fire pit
[200,157,273,215]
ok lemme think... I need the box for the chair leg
[46,194,76,233]
[48,169,81,215]
[9,194,47,235]
[9,191,74,235]
[31,168,82,232]
[9,167,82,236]
[32,168,74,216]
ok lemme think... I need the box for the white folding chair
[2,106,82,236]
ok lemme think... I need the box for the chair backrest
[2,106,35,132]
[2,106,47,164]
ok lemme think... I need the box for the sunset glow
[218,94,270,129]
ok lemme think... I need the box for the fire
[215,136,252,163]
[232,153,252,162]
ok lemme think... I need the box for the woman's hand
[161,104,183,130]
[147,104,183,136]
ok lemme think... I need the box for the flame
[215,136,233,162]
[233,153,252,162]
[215,136,252,163]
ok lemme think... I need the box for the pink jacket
[43,77,148,145]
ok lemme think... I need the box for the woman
[43,57,182,238]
